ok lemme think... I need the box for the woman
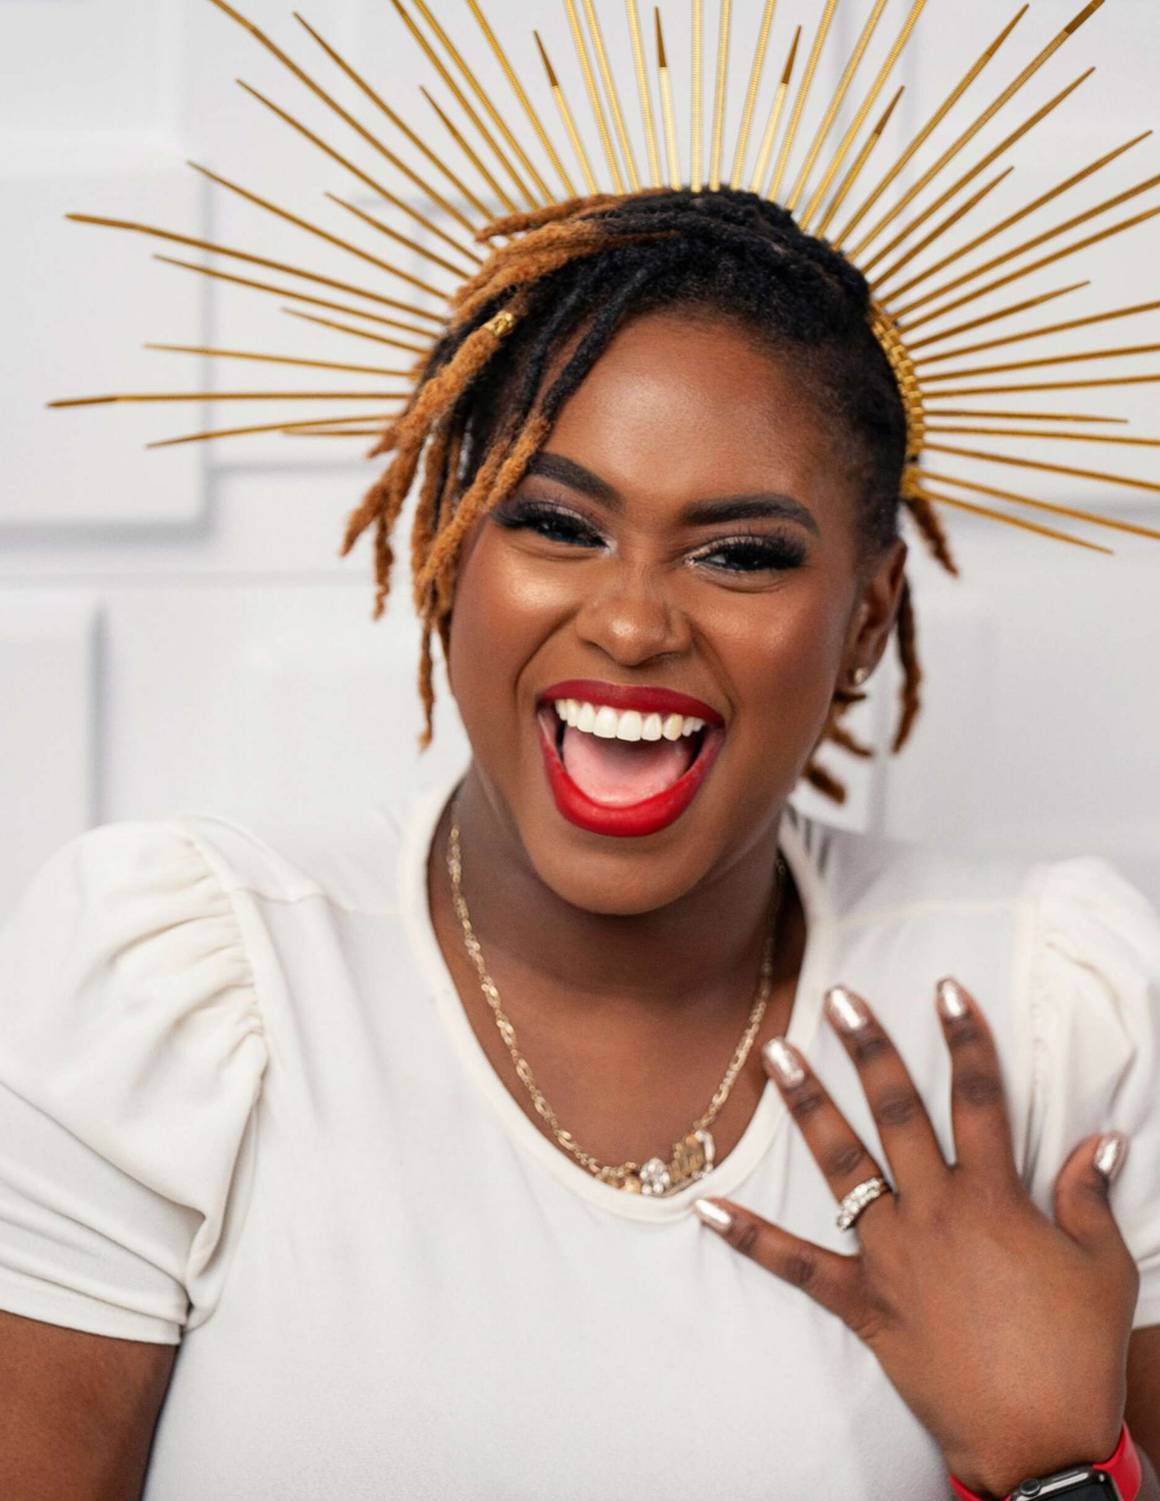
[3,4,1160,1493]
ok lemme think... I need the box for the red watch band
[948,1423,1143,1501]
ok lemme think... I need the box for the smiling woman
[4,1,1160,1499]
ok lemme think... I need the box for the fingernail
[694,1198,733,1233]
[1093,1130,1129,1184]
[825,985,870,1034]
[936,977,971,1021]
[762,1037,806,1088]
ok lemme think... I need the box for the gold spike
[580,0,641,191]
[625,0,661,188]
[729,0,777,190]
[656,9,682,189]
[898,204,1160,333]
[927,425,1160,449]
[769,0,840,205]
[708,0,732,191]
[145,342,412,377]
[420,86,519,215]
[66,215,446,324]
[920,469,1160,540]
[293,12,495,221]
[565,0,623,190]
[284,427,385,436]
[407,0,550,203]
[848,0,1107,260]
[922,440,1160,496]
[928,373,1160,398]
[863,69,1092,278]
[894,172,1160,321]
[929,409,1127,424]
[185,162,446,300]
[154,256,440,338]
[883,132,1150,303]
[144,412,400,449]
[907,483,1113,553]
[50,391,409,408]
[906,283,1087,353]
[916,297,1160,366]
[462,0,576,198]
[750,26,799,196]
[925,342,1160,384]
[237,80,482,267]
[801,0,929,232]
[281,308,428,355]
[834,7,1026,250]
[691,0,703,191]
[815,86,904,238]
[325,194,473,280]
[534,33,600,195]
[870,169,1012,295]
[203,0,479,236]
[390,0,535,210]
[787,0,890,214]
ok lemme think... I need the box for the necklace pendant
[636,1129,716,1197]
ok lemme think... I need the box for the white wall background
[3,0,1160,918]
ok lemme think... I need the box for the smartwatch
[948,1424,1143,1501]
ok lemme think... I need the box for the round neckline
[399,762,835,1223]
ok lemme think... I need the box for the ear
[844,537,908,678]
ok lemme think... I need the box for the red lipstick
[534,679,726,839]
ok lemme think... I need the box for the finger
[1054,1130,1133,1254]
[694,1196,865,1327]
[824,986,947,1187]
[762,1037,893,1233]
[935,978,1018,1182]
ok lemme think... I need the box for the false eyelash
[491,495,605,547]
[688,529,809,573]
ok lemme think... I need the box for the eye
[492,496,605,549]
[689,531,808,574]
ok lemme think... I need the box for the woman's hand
[695,979,1140,1499]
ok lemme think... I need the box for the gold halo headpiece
[50,0,1160,780]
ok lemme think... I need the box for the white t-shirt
[0,766,1158,1501]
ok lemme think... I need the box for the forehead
[542,308,849,516]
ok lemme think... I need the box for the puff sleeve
[1022,856,1160,1330]
[0,822,268,1344]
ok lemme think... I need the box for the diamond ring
[835,1175,892,1232]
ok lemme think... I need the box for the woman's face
[448,308,905,915]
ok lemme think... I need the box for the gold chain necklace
[446,801,786,1197]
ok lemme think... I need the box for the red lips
[535,679,726,839]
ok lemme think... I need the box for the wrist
[948,1423,1142,1501]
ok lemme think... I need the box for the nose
[572,559,693,668]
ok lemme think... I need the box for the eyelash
[493,496,808,574]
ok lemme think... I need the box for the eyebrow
[524,451,819,536]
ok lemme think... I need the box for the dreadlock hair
[340,186,959,798]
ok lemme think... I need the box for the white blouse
[0,765,1157,1501]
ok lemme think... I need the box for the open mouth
[535,679,726,839]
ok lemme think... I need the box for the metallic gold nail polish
[936,977,971,1020]
[1093,1130,1129,1183]
[694,1198,733,1232]
[763,1036,806,1088]
[826,985,870,1034]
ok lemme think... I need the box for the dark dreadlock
[340,187,958,799]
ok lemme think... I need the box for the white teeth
[551,697,711,741]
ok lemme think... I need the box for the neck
[440,763,792,1021]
